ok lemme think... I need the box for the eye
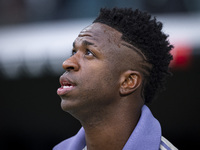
[85,49,94,56]
[71,50,77,56]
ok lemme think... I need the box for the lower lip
[57,86,75,96]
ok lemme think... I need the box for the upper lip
[59,74,76,86]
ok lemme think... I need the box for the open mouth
[57,78,76,96]
[62,82,74,89]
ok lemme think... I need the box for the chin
[60,98,81,113]
[60,99,74,112]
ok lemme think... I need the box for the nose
[62,56,80,71]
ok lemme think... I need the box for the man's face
[57,23,141,116]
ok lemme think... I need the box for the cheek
[80,63,118,93]
[91,69,119,95]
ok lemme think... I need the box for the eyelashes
[71,49,95,57]
[85,49,95,56]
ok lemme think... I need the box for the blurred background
[0,0,200,149]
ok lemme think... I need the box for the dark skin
[57,23,146,150]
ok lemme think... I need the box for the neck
[80,99,143,150]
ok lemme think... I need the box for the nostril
[67,67,74,70]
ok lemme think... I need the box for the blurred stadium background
[0,0,200,149]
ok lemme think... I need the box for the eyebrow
[72,40,94,48]
[82,40,94,46]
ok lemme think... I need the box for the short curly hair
[93,8,173,103]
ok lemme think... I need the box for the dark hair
[93,8,173,103]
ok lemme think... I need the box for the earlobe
[119,71,142,95]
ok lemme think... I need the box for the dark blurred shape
[143,0,200,13]
[143,0,187,13]
[0,0,26,25]
[0,0,200,26]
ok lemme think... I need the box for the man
[54,8,177,150]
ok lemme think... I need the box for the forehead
[76,23,122,47]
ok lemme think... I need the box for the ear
[119,70,142,96]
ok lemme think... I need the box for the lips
[57,75,76,96]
